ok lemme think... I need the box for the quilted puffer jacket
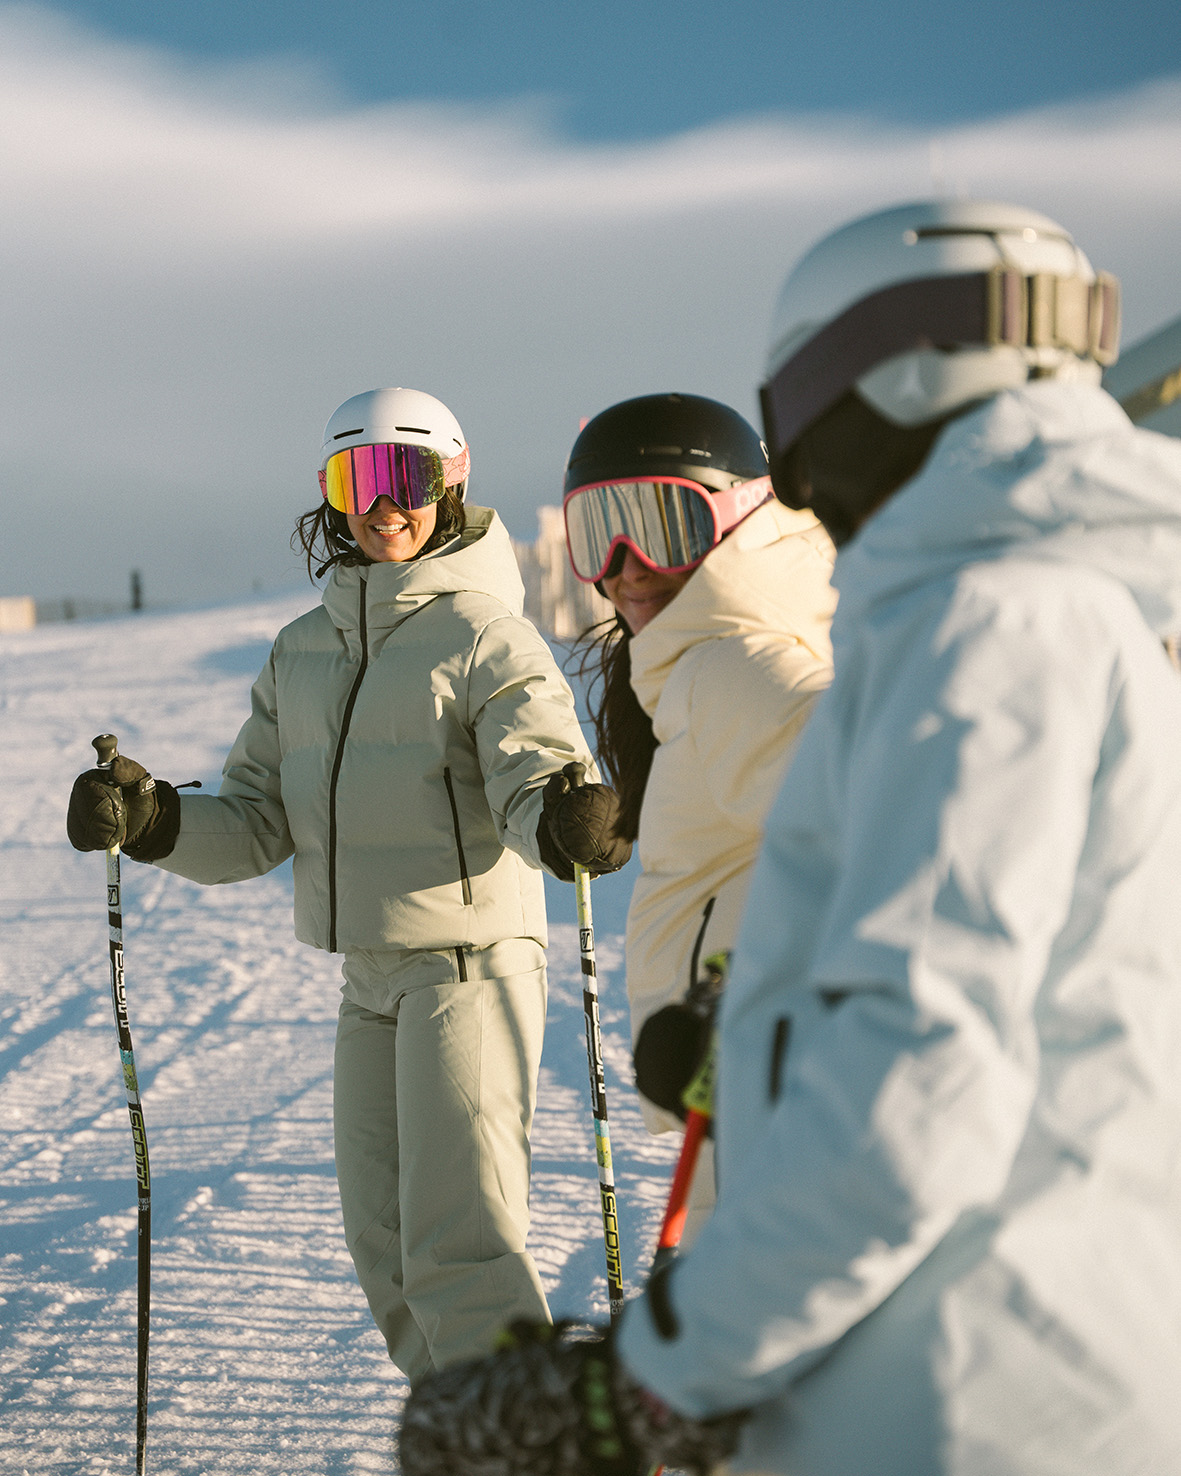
[157,506,596,953]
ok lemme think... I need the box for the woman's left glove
[398,1318,747,1476]
[537,762,632,880]
[66,756,181,862]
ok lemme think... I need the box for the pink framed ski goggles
[563,475,773,583]
[319,442,470,515]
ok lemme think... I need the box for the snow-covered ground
[1,592,677,1475]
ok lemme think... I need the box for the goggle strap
[707,476,774,533]
[442,444,470,487]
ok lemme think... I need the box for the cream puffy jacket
[626,500,835,1129]
[156,507,595,953]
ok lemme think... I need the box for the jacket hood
[321,505,525,630]
[834,383,1181,638]
[629,500,836,719]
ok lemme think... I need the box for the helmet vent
[912,225,1071,246]
[333,427,364,439]
[395,425,430,433]
[688,448,711,457]
[643,445,682,456]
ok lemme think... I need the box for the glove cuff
[537,806,576,881]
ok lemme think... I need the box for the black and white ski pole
[569,771,625,1322]
[92,733,152,1475]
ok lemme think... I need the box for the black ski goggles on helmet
[319,441,470,515]
[563,475,773,583]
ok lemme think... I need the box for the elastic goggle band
[563,475,773,583]
[319,441,470,515]
[760,265,1120,461]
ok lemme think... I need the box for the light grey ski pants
[333,939,550,1386]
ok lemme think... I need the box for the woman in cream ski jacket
[66,390,627,1386]
[564,394,835,1237]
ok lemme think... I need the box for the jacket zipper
[327,579,369,952]
[443,766,473,906]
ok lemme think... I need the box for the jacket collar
[320,505,526,633]
[628,500,836,719]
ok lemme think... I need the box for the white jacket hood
[835,382,1181,638]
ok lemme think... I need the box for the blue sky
[42,0,1181,138]
[2,2,1180,607]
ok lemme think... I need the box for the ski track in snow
[0,593,678,1475]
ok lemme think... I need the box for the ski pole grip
[92,733,119,768]
[564,760,587,789]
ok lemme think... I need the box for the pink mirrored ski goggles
[319,442,470,515]
[563,475,773,583]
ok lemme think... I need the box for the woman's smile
[602,547,691,633]
[347,495,437,563]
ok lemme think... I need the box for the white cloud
[1,3,1179,604]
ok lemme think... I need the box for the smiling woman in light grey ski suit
[66,388,629,1387]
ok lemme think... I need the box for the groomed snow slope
[0,592,677,1475]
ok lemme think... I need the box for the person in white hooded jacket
[395,207,1181,1476]
[67,389,630,1388]
[563,393,835,1241]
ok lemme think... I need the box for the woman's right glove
[633,953,727,1120]
[537,762,632,880]
[66,755,181,862]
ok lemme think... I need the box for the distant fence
[8,524,611,641]
[32,597,128,625]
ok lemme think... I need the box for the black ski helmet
[564,393,769,497]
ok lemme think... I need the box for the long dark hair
[573,614,657,844]
[292,488,467,580]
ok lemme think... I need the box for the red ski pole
[649,1106,711,1277]
[646,964,722,1476]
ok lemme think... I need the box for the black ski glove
[537,762,632,881]
[398,1318,747,1476]
[67,756,181,862]
[634,1004,713,1120]
[633,953,727,1121]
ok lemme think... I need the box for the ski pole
[641,1099,712,1476]
[646,1013,720,1476]
[92,733,152,1475]
[568,766,626,1322]
[648,950,725,1278]
[649,1105,711,1278]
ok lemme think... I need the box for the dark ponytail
[572,614,657,844]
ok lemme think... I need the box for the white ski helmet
[319,387,469,498]
[761,199,1121,459]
